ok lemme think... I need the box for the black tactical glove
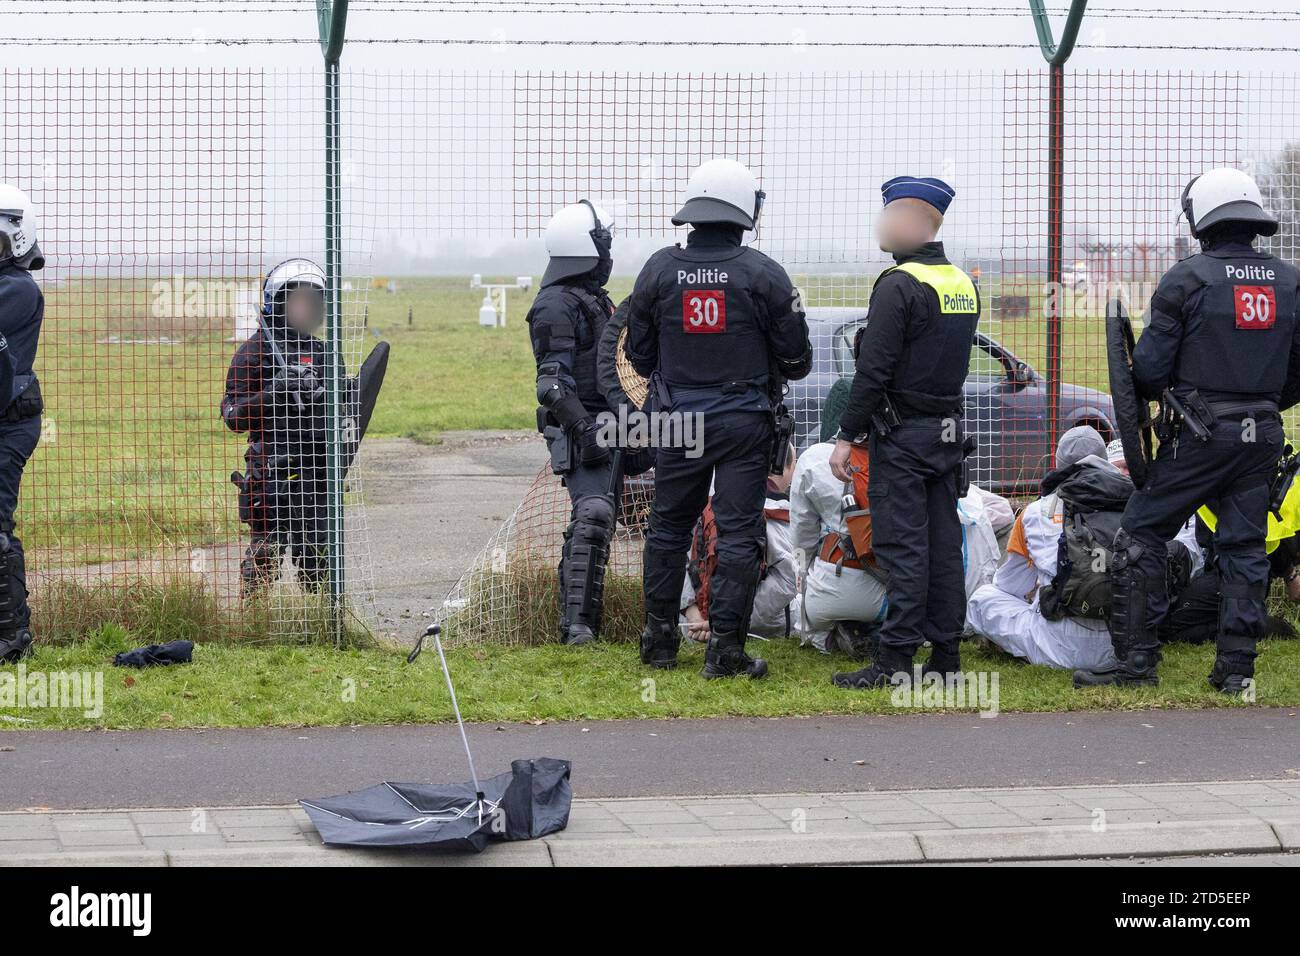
[574,420,610,467]
[270,365,326,405]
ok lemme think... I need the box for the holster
[959,435,977,497]
[870,399,901,439]
[544,424,573,476]
[769,403,794,474]
[0,378,43,424]
[1161,389,1215,443]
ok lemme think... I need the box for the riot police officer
[625,159,811,678]
[0,184,43,664]
[222,259,331,596]
[829,176,979,689]
[528,200,624,646]
[1075,168,1300,693]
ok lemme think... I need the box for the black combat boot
[0,627,33,664]
[1208,656,1254,695]
[1074,530,1160,688]
[701,629,767,679]
[832,644,913,690]
[1071,647,1160,688]
[837,621,879,661]
[921,641,962,681]
[639,611,681,669]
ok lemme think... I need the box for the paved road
[357,431,543,640]
[3,708,1297,810]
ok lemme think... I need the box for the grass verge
[4,630,1298,731]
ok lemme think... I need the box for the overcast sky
[4,1,1299,280]
[2,0,1298,72]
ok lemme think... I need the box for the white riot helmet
[672,159,764,231]
[262,257,326,320]
[542,200,613,287]
[0,184,43,271]
[1181,167,1278,239]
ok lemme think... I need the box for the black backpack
[1038,461,1134,622]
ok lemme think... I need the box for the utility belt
[1158,388,1279,445]
[0,378,42,424]
[869,391,961,439]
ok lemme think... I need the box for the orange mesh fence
[2,67,1298,645]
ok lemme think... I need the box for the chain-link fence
[3,61,1298,645]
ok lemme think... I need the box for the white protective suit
[789,442,1007,651]
[680,497,799,638]
[966,455,1202,671]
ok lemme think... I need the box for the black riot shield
[355,340,390,441]
[342,340,389,475]
[1105,299,1155,487]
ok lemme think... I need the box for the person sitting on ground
[679,447,799,642]
[967,425,1202,671]
[789,437,1007,656]
[1160,459,1300,644]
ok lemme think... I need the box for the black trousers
[238,456,329,594]
[1122,414,1283,667]
[868,418,966,656]
[0,415,40,630]
[643,410,772,636]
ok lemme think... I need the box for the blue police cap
[881,176,956,215]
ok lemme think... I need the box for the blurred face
[876,198,941,254]
[285,286,325,334]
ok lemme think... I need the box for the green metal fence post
[318,0,349,643]
[1029,0,1088,453]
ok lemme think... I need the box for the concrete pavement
[3,779,1298,867]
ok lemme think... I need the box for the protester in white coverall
[789,441,1008,653]
[967,427,1202,671]
[679,453,799,640]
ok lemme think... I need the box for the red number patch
[1234,285,1277,330]
[682,290,726,333]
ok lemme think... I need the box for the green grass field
[7,628,1299,730]
[20,271,1129,567]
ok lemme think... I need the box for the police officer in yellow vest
[829,176,980,688]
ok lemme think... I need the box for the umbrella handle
[427,624,483,798]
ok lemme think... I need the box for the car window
[968,340,1006,380]
[834,322,865,377]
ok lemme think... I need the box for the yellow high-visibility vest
[1198,479,1300,555]
[888,261,979,315]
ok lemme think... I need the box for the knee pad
[570,495,615,543]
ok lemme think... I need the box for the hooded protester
[222,258,334,596]
[967,426,1201,671]
[0,184,44,664]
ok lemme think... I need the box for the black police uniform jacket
[0,261,42,419]
[839,241,979,436]
[622,226,811,413]
[1129,234,1300,408]
[526,276,615,421]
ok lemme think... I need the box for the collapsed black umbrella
[300,625,572,851]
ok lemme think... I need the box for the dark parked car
[787,308,1117,493]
